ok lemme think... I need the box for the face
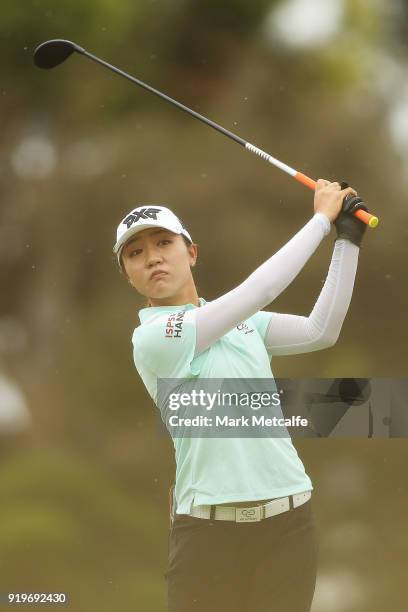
[121,227,197,301]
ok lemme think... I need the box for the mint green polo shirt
[132,297,313,515]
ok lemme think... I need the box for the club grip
[294,173,379,228]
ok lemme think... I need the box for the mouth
[150,270,168,280]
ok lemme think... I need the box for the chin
[149,287,175,299]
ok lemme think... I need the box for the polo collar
[138,297,207,323]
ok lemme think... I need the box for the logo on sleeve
[236,322,254,335]
[123,207,162,228]
[165,311,186,339]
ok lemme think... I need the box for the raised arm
[193,180,357,357]
[193,213,328,355]
[262,238,359,355]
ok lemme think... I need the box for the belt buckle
[235,505,263,523]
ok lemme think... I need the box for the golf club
[33,39,378,228]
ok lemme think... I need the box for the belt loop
[210,505,216,520]
[289,495,294,510]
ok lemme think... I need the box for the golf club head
[33,39,84,69]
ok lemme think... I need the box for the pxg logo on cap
[113,205,193,260]
[123,207,162,229]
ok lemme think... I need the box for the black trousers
[165,498,318,612]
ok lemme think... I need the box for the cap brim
[113,223,182,256]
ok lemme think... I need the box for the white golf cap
[113,205,193,265]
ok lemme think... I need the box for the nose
[144,244,163,267]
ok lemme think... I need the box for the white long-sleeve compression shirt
[193,212,359,357]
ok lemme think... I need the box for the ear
[188,242,198,267]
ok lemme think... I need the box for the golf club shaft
[80,47,377,228]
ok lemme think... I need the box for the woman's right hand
[313,179,357,224]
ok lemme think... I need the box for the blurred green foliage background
[0,1,407,610]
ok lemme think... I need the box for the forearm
[263,238,360,355]
[194,212,331,356]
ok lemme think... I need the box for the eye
[128,248,142,257]
[126,239,171,258]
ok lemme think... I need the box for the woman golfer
[113,179,367,612]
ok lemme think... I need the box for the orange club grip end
[294,172,378,228]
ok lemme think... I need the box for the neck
[149,298,200,308]
[149,281,200,308]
